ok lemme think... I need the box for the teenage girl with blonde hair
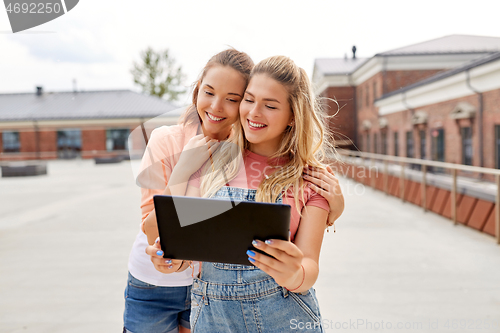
[147,55,344,332]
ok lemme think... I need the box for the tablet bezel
[153,195,291,265]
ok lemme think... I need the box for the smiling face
[239,74,294,156]
[196,65,247,140]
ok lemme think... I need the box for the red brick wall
[384,111,411,156]
[321,69,445,153]
[0,123,146,161]
[356,73,384,152]
[322,86,356,147]
[20,131,36,153]
[383,70,443,95]
[40,130,57,152]
[82,128,107,153]
[370,87,500,172]
[482,89,500,169]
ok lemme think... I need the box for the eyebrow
[245,91,281,104]
[204,84,242,97]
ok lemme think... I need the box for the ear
[288,119,295,127]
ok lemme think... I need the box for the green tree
[131,47,186,101]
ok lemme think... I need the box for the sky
[1,0,500,105]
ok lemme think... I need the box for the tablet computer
[153,195,291,265]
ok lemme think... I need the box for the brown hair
[179,48,254,125]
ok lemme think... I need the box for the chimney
[352,45,357,59]
[36,86,43,96]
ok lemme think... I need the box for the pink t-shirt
[190,150,329,241]
[136,123,198,224]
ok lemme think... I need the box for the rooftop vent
[36,86,43,96]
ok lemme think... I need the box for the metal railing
[336,149,500,245]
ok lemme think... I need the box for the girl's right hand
[177,134,220,177]
[145,238,184,273]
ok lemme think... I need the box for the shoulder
[149,123,197,146]
[149,124,182,140]
[285,184,329,210]
[304,185,330,212]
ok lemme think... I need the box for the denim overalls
[190,186,324,332]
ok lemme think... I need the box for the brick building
[313,34,500,169]
[0,88,179,161]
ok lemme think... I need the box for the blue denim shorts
[190,263,323,332]
[123,272,191,333]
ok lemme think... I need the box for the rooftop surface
[377,34,500,56]
[314,57,369,76]
[0,160,499,332]
[314,34,500,79]
[0,90,180,122]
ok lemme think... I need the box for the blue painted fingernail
[252,240,259,247]
[246,250,256,257]
[165,259,172,264]
[265,240,273,245]
[156,250,163,256]
[167,265,173,269]
[248,257,256,263]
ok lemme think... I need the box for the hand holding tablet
[153,195,291,265]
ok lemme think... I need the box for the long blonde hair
[200,56,335,214]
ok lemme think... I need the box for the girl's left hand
[145,238,186,273]
[303,165,345,227]
[247,239,304,290]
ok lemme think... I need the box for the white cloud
[7,30,114,63]
[1,0,500,94]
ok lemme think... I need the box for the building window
[419,130,426,159]
[2,131,20,153]
[406,131,414,158]
[461,127,472,165]
[394,132,399,156]
[496,126,500,169]
[374,133,378,154]
[106,128,130,151]
[366,133,370,152]
[57,129,82,159]
[381,131,387,155]
[432,128,445,162]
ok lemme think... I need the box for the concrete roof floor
[0,160,499,332]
